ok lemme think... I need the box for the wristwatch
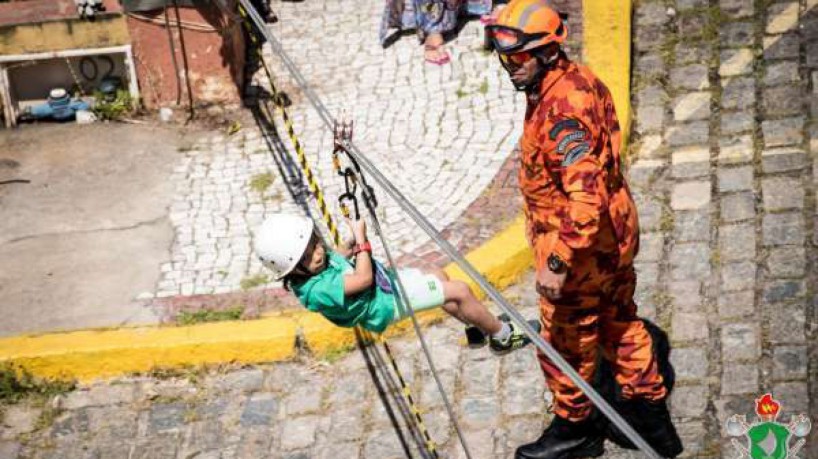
[547,253,567,273]
[352,241,372,255]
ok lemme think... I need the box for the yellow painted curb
[444,215,533,298]
[0,3,632,382]
[0,316,298,382]
[583,0,633,148]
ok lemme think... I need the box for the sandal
[424,43,450,65]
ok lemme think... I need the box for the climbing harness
[237,1,662,457]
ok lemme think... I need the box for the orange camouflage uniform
[519,53,667,421]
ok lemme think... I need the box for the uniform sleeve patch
[561,143,591,166]
[556,130,586,154]
[549,119,581,140]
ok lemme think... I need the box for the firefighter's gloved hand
[536,267,566,301]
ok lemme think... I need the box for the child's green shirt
[290,251,395,333]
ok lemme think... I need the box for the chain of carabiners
[332,121,439,459]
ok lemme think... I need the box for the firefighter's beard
[507,52,559,93]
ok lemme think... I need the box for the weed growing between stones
[0,364,75,405]
[176,306,245,325]
[240,274,270,291]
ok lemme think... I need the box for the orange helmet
[488,0,567,54]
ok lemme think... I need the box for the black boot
[604,398,683,458]
[515,415,604,459]
[598,319,683,457]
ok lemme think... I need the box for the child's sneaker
[465,325,488,349]
[489,315,541,355]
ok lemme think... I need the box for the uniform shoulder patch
[549,119,581,140]
[562,142,591,166]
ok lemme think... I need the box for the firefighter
[486,1,683,457]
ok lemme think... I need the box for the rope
[238,4,339,245]
[239,7,439,458]
[236,1,662,457]
[64,58,85,97]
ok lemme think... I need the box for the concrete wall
[0,0,130,54]
[126,3,245,109]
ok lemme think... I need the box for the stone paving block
[670,385,708,417]
[764,33,800,60]
[720,192,756,222]
[717,290,755,318]
[762,117,805,148]
[768,301,807,344]
[671,181,711,210]
[721,323,761,361]
[282,386,320,416]
[718,134,753,164]
[326,407,365,443]
[462,354,499,398]
[666,121,710,147]
[762,177,804,211]
[763,280,806,303]
[671,146,710,178]
[721,77,756,111]
[676,420,708,457]
[636,263,660,287]
[0,405,41,440]
[363,429,405,459]
[766,2,800,34]
[634,136,665,161]
[720,21,755,48]
[762,213,804,246]
[717,166,754,193]
[459,397,500,430]
[315,442,360,459]
[673,92,712,121]
[719,48,755,77]
[670,243,711,281]
[148,403,186,433]
[773,345,808,380]
[674,210,710,242]
[634,195,664,231]
[637,2,671,26]
[327,373,369,407]
[636,53,666,80]
[720,0,754,18]
[636,105,666,133]
[671,312,709,342]
[763,85,804,117]
[771,382,810,416]
[764,61,800,86]
[637,233,665,262]
[669,281,703,312]
[761,147,807,173]
[765,246,806,278]
[671,64,710,91]
[131,437,180,459]
[670,347,708,380]
[721,261,756,292]
[0,442,20,459]
[721,363,759,395]
[240,394,279,427]
[635,24,666,52]
[675,43,712,66]
[719,223,755,261]
[721,111,755,135]
[280,415,319,451]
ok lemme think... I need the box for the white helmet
[254,214,315,279]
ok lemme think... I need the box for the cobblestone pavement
[2,274,649,459]
[147,0,583,318]
[628,0,818,456]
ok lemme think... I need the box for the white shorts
[391,268,445,322]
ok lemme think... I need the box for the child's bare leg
[429,270,502,335]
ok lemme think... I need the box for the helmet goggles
[486,25,550,54]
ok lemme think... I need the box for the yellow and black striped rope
[238,5,339,246]
[369,331,439,457]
